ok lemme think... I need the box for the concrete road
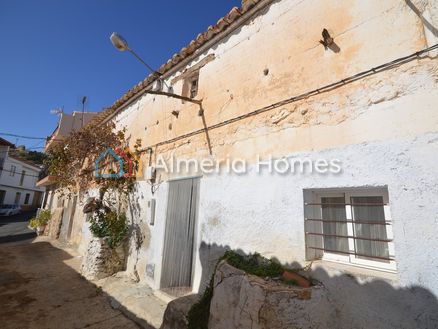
[0,214,140,329]
[0,211,36,243]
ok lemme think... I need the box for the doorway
[160,177,200,290]
[14,192,21,205]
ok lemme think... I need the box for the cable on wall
[138,43,438,153]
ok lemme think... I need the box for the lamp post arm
[144,89,202,105]
[127,48,160,76]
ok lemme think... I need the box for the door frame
[160,176,201,289]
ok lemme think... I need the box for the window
[14,192,21,205]
[19,170,25,186]
[182,71,200,100]
[304,188,395,271]
[10,165,16,176]
[189,77,198,99]
[24,193,30,204]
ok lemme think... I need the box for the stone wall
[81,237,126,280]
[44,207,64,239]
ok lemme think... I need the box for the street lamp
[110,33,211,154]
[110,32,163,80]
[109,32,203,105]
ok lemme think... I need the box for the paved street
[0,214,140,329]
[0,211,36,243]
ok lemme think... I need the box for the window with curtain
[351,196,389,260]
[305,188,395,271]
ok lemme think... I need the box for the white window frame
[314,188,396,272]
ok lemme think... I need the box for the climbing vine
[45,121,142,196]
[45,121,142,247]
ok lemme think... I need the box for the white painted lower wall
[0,186,39,207]
[189,132,438,294]
[67,131,438,327]
[110,131,437,327]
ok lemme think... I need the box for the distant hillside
[9,149,47,166]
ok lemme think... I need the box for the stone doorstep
[154,287,194,304]
[41,237,168,329]
[95,275,168,329]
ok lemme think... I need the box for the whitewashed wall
[73,0,438,326]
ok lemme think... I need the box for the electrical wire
[138,43,438,153]
[0,133,47,140]
[0,168,42,178]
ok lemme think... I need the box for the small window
[182,71,200,100]
[24,193,30,204]
[10,165,16,176]
[304,187,395,271]
[189,77,198,99]
[19,170,25,186]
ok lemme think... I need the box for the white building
[45,111,98,151]
[0,138,45,209]
[44,0,438,327]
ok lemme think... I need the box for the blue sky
[0,0,240,150]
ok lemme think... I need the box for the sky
[0,0,240,150]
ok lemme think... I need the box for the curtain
[352,196,389,261]
[321,197,349,253]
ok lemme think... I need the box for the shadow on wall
[164,242,438,329]
[126,184,146,274]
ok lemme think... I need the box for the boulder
[208,261,336,329]
[160,294,200,329]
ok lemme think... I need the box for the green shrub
[89,209,128,249]
[187,275,215,329]
[28,209,51,228]
[223,251,284,278]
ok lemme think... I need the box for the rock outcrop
[208,261,336,329]
[160,294,200,329]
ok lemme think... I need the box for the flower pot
[282,270,311,288]
[36,225,46,236]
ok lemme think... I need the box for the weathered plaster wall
[107,0,438,288]
[114,0,437,161]
[66,0,438,324]
[192,132,438,289]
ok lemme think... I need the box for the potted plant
[29,209,51,236]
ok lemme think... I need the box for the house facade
[44,0,438,327]
[0,138,45,209]
[37,110,98,240]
